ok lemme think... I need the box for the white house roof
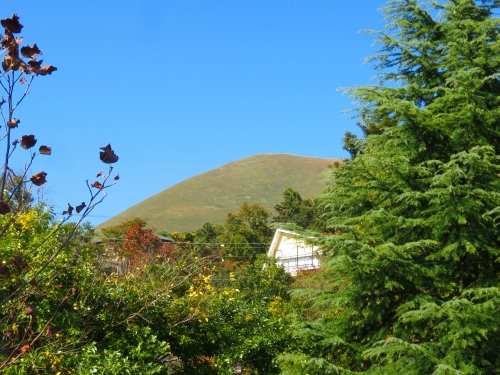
[267,229,319,275]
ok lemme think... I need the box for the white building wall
[267,229,320,275]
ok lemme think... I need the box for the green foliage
[273,187,321,230]
[280,1,500,374]
[0,206,295,374]
[221,202,274,261]
[167,259,294,374]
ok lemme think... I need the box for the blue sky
[1,1,386,226]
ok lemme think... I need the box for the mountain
[99,154,339,233]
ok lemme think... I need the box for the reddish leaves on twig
[96,171,104,178]
[39,145,51,155]
[24,304,36,316]
[63,203,73,216]
[0,200,11,214]
[35,65,57,76]
[7,118,20,128]
[99,144,119,164]
[76,202,86,214]
[91,181,104,190]
[1,32,18,53]
[20,134,36,149]
[1,14,23,33]
[2,55,26,72]
[0,15,56,75]
[27,59,42,70]
[30,171,47,186]
[20,43,41,59]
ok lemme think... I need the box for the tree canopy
[279,0,500,373]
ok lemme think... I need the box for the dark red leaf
[30,171,47,186]
[7,118,19,128]
[27,59,42,70]
[28,278,37,286]
[91,181,104,190]
[35,65,57,76]
[1,15,23,33]
[0,200,11,214]
[24,304,36,316]
[1,33,20,55]
[19,77,26,84]
[20,43,41,59]
[99,144,119,164]
[20,135,36,149]
[2,55,24,72]
[76,202,86,214]
[39,145,51,155]
[62,203,73,216]
[96,171,104,178]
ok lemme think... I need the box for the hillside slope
[99,154,338,233]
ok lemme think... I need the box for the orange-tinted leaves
[63,203,73,216]
[1,15,23,33]
[20,344,30,353]
[35,65,57,76]
[114,175,120,181]
[0,200,11,214]
[91,181,104,190]
[7,118,20,128]
[39,145,51,155]
[76,202,86,214]
[96,171,104,178]
[19,77,26,84]
[99,144,119,164]
[24,304,36,316]
[20,134,36,149]
[30,171,47,186]
[20,43,41,59]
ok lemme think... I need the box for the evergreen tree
[280,1,500,373]
[273,187,318,229]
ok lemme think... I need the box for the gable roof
[267,228,319,275]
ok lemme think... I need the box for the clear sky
[1,1,386,226]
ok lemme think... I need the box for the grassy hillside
[99,154,338,233]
